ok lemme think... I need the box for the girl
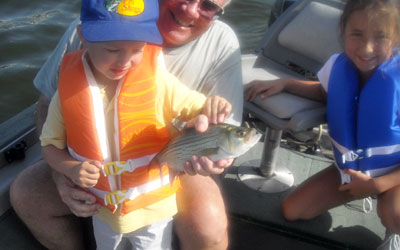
[245,0,400,249]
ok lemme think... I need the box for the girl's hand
[201,96,231,125]
[338,169,378,199]
[71,160,102,188]
[245,79,287,101]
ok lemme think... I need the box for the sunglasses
[178,0,224,19]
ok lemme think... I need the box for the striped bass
[155,124,262,174]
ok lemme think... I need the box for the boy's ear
[76,24,88,45]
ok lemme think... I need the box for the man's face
[158,0,225,47]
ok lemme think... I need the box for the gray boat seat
[240,0,344,193]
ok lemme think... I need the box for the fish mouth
[245,131,262,146]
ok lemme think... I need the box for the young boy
[40,0,230,249]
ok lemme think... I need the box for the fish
[155,124,262,181]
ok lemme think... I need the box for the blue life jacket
[327,53,400,172]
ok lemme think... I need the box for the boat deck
[0,140,385,249]
[223,142,385,250]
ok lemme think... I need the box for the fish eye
[237,130,245,137]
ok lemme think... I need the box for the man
[10,0,243,249]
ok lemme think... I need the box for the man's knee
[175,175,228,249]
[10,160,61,216]
[185,201,227,237]
[175,207,228,249]
[9,162,46,211]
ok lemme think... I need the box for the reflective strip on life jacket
[330,136,400,164]
[327,52,400,171]
[91,173,171,207]
[58,46,179,214]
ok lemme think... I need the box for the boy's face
[86,41,146,83]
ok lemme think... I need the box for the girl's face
[85,41,146,85]
[344,9,396,79]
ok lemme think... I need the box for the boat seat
[239,0,343,193]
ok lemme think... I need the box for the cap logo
[105,0,144,16]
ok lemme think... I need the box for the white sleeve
[162,20,243,126]
[317,53,340,92]
[195,21,243,126]
[33,18,82,99]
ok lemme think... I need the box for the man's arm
[35,94,50,137]
[198,21,243,126]
[33,17,81,99]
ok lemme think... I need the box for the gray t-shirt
[34,18,243,125]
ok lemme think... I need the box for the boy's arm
[41,92,101,188]
[42,145,101,188]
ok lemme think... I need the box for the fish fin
[152,156,169,187]
[169,168,178,187]
[160,164,166,187]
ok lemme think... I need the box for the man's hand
[201,95,231,124]
[184,156,233,176]
[183,95,234,176]
[52,170,100,217]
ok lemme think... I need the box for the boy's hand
[201,95,231,124]
[71,160,102,188]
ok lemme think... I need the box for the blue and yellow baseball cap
[80,0,162,44]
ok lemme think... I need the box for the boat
[0,0,386,249]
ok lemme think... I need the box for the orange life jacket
[58,45,180,215]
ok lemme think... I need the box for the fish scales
[156,124,262,172]
[160,127,221,162]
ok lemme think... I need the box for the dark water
[0,0,273,123]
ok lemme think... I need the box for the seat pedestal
[238,127,294,193]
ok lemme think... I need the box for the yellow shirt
[41,59,206,233]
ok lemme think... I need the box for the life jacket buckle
[356,149,365,159]
[104,190,127,206]
[342,150,362,164]
[103,161,130,176]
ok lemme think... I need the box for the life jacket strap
[99,174,171,206]
[103,161,132,176]
[330,136,400,164]
[341,149,364,164]
[102,154,157,176]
